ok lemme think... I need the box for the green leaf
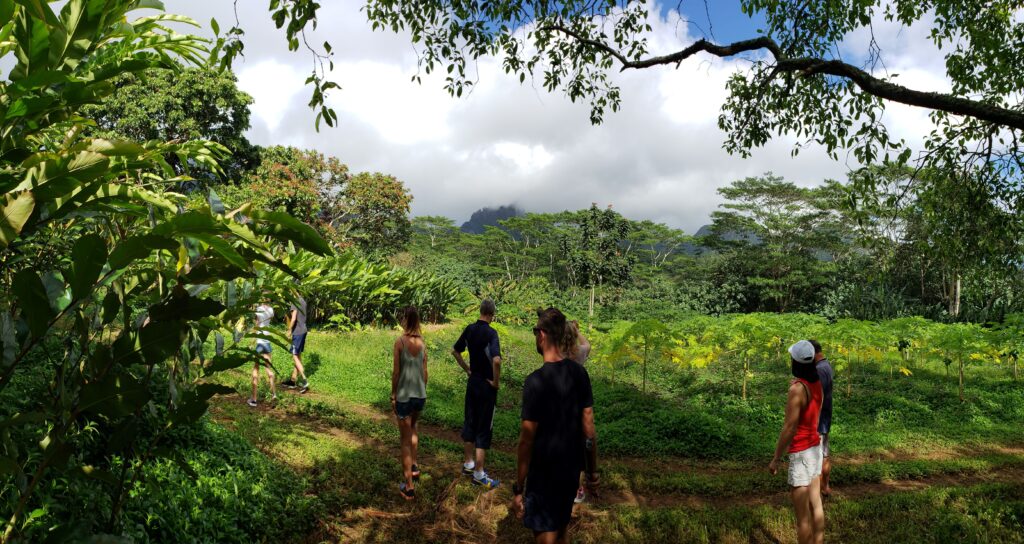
[79,373,150,417]
[0,456,18,475]
[108,234,177,270]
[208,188,224,214]
[40,271,70,313]
[203,350,256,375]
[171,383,233,426]
[0,191,34,247]
[148,292,225,322]
[139,319,183,366]
[102,290,120,325]
[12,269,54,337]
[249,209,331,255]
[67,233,107,300]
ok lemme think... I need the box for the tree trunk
[742,356,748,401]
[951,273,961,318]
[588,284,595,324]
[959,356,965,401]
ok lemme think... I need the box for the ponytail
[536,307,578,360]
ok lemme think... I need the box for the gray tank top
[396,337,426,402]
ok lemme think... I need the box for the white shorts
[788,444,823,487]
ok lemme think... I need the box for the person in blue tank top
[391,306,428,500]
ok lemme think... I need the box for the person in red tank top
[768,340,825,544]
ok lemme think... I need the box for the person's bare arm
[769,383,806,473]
[423,344,429,387]
[452,349,470,375]
[582,406,599,494]
[391,339,401,406]
[512,418,538,519]
[287,308,297,338]
[489,356,502,389]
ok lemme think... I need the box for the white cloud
[165,0,953,232]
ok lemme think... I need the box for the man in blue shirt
[452,299,502,489]
[810,339,834,497]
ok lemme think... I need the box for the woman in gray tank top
[391,306,428,500]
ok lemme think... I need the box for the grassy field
[209,323,1024,543]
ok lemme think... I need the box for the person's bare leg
[410,411,420,469]
[475,448,486,474]
[808,476,825,544]
[250,365,259,401]
[792,485,813,544]
[555,527,568,544]
[262,354,276,397]
[399,418,414,490]
[464,442,475,467]
[292,354,306,383]
[534,531,558,544]
[821,457,832,496]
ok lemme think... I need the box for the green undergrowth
[596,483,1024,544]
[231,325,1024,462]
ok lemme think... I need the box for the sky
[165,0,947,233]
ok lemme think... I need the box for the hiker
[282,294,310,394]
[452,299,502,489]
[768,340,825,544]
[248,301,277,407]
[512,307,599,544]
[570,319,591,505]
[810,339,834,497]
[391,306,428,500]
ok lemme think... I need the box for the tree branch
[540,25,1024,131]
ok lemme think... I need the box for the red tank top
[789,378,823,454]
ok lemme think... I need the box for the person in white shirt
[248,302,277,407]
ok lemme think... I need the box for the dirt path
[212,392,1024,515]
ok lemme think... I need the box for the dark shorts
[395,397,425,420]
[255,341,272,355]
[461,378,497,449]
[523,487,576,534]
[290,333,307,355]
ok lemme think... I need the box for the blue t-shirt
[816,359,834,434]
[453,320,501,380]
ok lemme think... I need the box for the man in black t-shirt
[512,307,598,544]
[452,299,502,489]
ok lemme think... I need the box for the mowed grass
[211,323,1024,542]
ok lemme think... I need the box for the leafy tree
[560,204,635,321]
[0,2,330,540]
[358,0,1024,194]
[411,215,460,248]
[344,172,413,257]
[82,65,258,183]
[706,174,846,312]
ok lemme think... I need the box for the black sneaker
[299,382,309,394]
[281,378,297,389]
[399,482,415,500]
[412,464,421,480]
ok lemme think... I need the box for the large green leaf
[249,210,332,255]
[108,233,177,270]
[12,269,54,337]
[203,350,257,375]
[171,383,233,426]
[68,233,107,300]
[0,190,34,247]
[138,319,184,366]
[148,291,225,322]
[79,372,151,417]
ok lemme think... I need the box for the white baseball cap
[788,340,815,364]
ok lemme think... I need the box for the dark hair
[536,307,578,359]
[809,339,823,354]
[400,306,421,335]
[480,299,496,317]
[791,358,820,382]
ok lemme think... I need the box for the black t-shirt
[521,359,594,494]
[453,320,501,380]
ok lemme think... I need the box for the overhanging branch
[540,25,1024,131]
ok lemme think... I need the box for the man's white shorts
[788,443,823,487]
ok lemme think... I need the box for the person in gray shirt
[283,295,310,393]
[810,339,834,497]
